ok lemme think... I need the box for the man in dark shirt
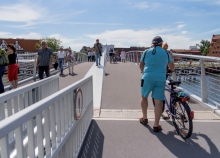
[93,39,103,66]
[36,41,53,80]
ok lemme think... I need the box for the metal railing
[172,54,220,108]
[0,75,93,158]
[0,75,60,121]
[3,52,88,89]
[75,52,88,63]
[126,51,143,64]
[125,51,220,109]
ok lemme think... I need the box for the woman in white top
[57,47,66,75]
[67,49,75,75]
[120,49,126,63]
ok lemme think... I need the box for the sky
[0,0,220,51]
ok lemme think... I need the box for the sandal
[139,118,148,125]
[153,125,162,132]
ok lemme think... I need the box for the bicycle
[153,79,194,139]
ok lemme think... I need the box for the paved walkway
[58,62,94,89]
[79,62,220,158]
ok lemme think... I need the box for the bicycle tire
[172,101,193,139]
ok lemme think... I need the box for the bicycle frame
[164,84,185,118]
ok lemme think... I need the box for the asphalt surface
[101,62,209,111]
[79,62,219,158]
[78,119,220,158]
[58,62,94,89]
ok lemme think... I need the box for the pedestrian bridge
[0,49,220,158]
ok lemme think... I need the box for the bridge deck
[79,62,220,158]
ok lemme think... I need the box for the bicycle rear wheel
[172,101,193,139]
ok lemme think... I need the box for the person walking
[120,49,126,63]
[88,51,91,62]
[67,49,75,75]
[36,41,53,80]
[93,39,103,66]
[0,49,8,94]
[57,47,66,75]
[6,44,19,89]
[139,36,174,132]
[91,49,95,62]
[109,48,114,63]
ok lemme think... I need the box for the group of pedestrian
[0,44,19,94]
[56,47,76,76]
[139,36,174,132]
[87,50,95,62]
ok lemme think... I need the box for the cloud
[134,2,161,10]
[134,2,149,9]
[181,31,188,35]
[177,24,185,29]
[0,2,85,28]
[49,34,87,50]
[201,28,220,35]
[0,3,45,22]
[67,22,123,26]
[0,31,42,39]
[86,29,199,49]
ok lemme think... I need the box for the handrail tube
[172,53,220,61]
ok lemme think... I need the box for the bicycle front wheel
[172,101,193,139]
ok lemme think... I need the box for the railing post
[172,72,177,81]
[136,52,139,65]
[131,52,134,62]
[33,55,37,81]
[200,59,208,103]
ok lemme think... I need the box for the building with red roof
[0,38,39,53]
[207,34,220,57]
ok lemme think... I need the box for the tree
[35,37,62,52]
[196,40,210,56]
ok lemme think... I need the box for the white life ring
[74,88,83,120]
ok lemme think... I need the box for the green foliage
[35,37,63,52]
[196,40,210,56]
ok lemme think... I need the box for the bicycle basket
[177,91,190,102]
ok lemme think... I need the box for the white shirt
[57,51,66,58]
[121,51,125,56]
[88,52,91,56]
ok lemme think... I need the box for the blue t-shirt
[140,46,173,82]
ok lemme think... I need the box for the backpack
[0,49,9,66]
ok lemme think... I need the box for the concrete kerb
[84,49,107,117]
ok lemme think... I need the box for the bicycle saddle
[168,81,181,86]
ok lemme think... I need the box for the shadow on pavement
[68,73,78,76]
[60,74,68,77]
[142,123,220,158]
[78,120,104,158]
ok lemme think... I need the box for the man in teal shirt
[139,36,174,132]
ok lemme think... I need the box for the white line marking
[93,118,220,122]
